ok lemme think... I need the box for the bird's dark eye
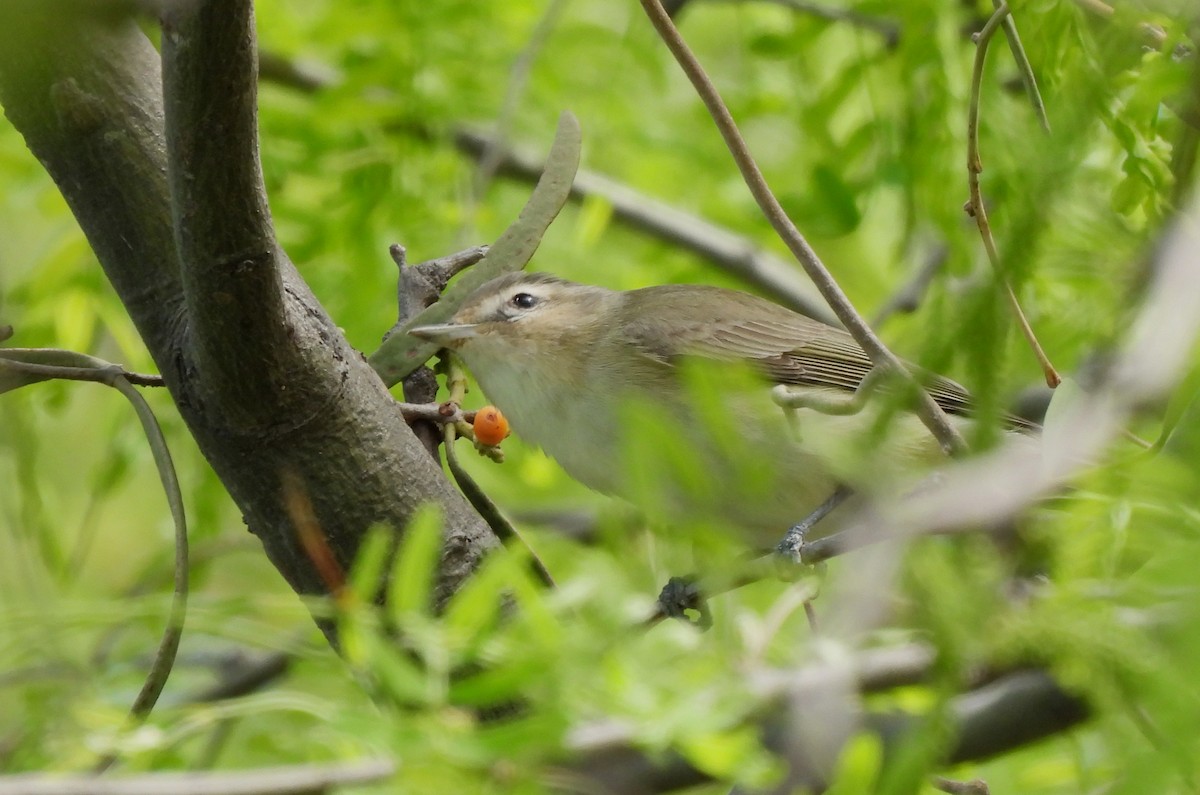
[510,292,538,310]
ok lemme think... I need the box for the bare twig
[257,49,340,93]
[0,350,163,391]
[395,401,477,425]
[933,775,991,794]
[440,357,554,587]
[0,349,189,771]
[967,4,1061,388]
[386,244,490,459]
[991,0,1049,133]
[184,650,294,704]
[385,245,490,341]
[638,0,967,455]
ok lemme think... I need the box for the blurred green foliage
[2,0,1199,792]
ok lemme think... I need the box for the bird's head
[409,272,617,367]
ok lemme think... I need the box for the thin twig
[257,49,340,93]
[638,0,967,455]
[184,650,294,703]
[933,776,991,795]
[967,3,1061,388]
[991,0,1050,133]
[0,353,163,389]
[395,401,477,425]
[453,128,837,324]
[386,244,490,460]
[385,245,490,343]
[0,350,189,771]
[441,356,555,588]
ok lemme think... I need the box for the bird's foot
[656,576,713,629]
[773,486,853,571]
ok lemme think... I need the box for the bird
[410,271,1034,548]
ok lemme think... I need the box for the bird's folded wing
[619,286,1029,427]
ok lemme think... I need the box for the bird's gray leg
[775,485,853,563]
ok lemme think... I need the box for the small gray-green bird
[411,272,1032,545]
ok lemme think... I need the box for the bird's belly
[526,387,843,540]
[478,367,956,545]
[479,372,627,496]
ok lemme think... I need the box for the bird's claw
[656,576,713,629]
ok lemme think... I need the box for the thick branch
[160,0,302,428]
[0,4,496,630]
[0,8,184,349]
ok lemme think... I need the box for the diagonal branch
[452,128,837,324]
[638,0,968,456]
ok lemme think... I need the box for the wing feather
[619,284,1033,429]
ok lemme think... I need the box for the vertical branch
[992,0,1050,133]
[160,0,309,428]
[967,4,1061,388]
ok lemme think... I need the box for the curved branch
[160,0,299,428]
[0,350,189,738]
[967,4,1060,388]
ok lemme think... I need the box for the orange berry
[473,406,510,446]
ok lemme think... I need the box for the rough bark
[0,3,495,628]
